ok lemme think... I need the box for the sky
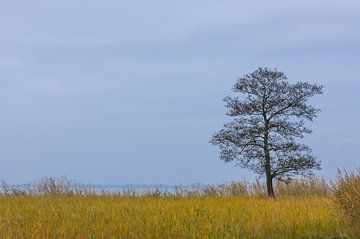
[0,0,359,185]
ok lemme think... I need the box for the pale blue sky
[1,0,359,184]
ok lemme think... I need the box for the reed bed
[0,176,331,197]
[0,176,355,238]
[0,195,343,239]
[333,169,360,238]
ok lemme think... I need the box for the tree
[210,67,323,197]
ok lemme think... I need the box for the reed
[0,177,349,238]
[0,195,343,239]
[0,177,331,197]
[333,169,360,238]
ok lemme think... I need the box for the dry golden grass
[334,170,360,238]
[0,195,344,239]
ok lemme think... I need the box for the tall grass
[0,177,349,238]
[333,169,360,237]
[275,177,330,197]
[1,177,331,197]
[1,177,94,196]
[0,196,343,238]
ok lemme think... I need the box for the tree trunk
[263,120,275,198]
[265,168,275,198]
[264,149,275,197]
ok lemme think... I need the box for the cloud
[0,0,359,183]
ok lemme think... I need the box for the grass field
[0,195,345,239]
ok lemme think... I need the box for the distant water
[4,183,206,194]
[80,183,206,193]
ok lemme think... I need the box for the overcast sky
[1,0,359,184]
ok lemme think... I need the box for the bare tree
[210,67,323,197]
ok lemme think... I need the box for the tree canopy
[211,67,323,197]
